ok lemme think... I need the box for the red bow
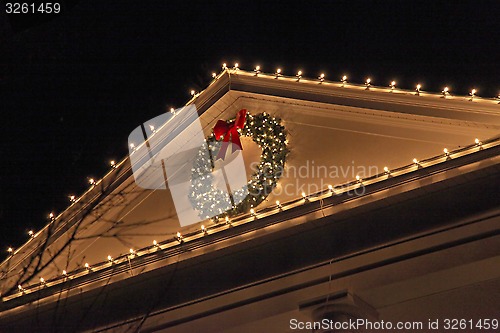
[213,109,247,160]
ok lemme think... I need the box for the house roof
[1,68,499,331]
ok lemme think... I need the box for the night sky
[1,0,499,260]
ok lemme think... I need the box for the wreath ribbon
[213,109,247,160]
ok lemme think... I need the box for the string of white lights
[4,135,496,300]
[216,64,495,101]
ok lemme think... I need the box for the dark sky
[0,0,499,259]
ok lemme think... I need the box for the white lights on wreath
[442,86,450,98]
[415,84,422,96]
[365,78,371,90]
[390,81,396,92]
[188,111,288,221]
[296,70,302,81]
[469,88,477,101]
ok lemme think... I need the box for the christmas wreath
[188,109,288,220]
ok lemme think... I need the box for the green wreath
[188,112,288,220]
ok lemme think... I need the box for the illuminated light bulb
[152,240,158,247]
[469,88,477,101]
[275,68,282,79]
[225,216,231,225]
[107,255,113,262]
[129,143,135,150]
[49,212,55,220]
[40,277,45,284]
[390,81,396,91]
[276,200,282,208]
[254,65,261,75]
[110,160,116,168]
[443,148,449,156]
[69,195,76,202]
[222,63,227,70]
[190,90,196,96]
[88,178,95,186]
[176,232,183,242]
[415,84,422,96]
[129,248,136,256]
[413,158,420,165]
[341,75,347,87]
[85,263,90,269]
[7,247,13,254]
[250,208,256,216]
[328,184,334,192]
[170,107,175,113]
[475,138,482,146]
[384,166,390,174]
[442,86,449,98]
[365,78,371,90]
[18,285,24,292]
[62,270,67,276]
[28,230,35,238]
[233,63,239,70]
[356,175,362,183]
[149,124,155,132]
[302,192,309,201]
[212,72,217,79]
[201,225,207,235]
[318,73,325,83]
[296,70,302,81]
[497,93,500,104]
